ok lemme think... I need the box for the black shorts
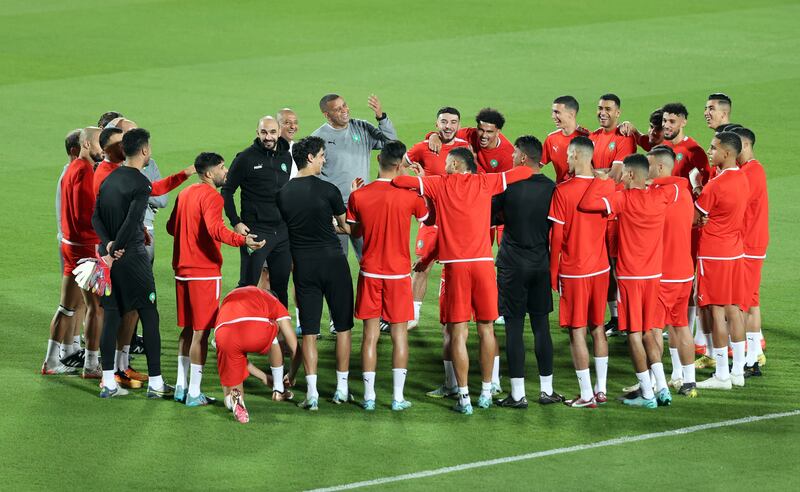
[102,252,157,314]
[497,265,552,317]
[293,254,353,335]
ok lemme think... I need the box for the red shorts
[606,220,619,258]
[742,256,764,310]
[60,242,96,276]
[215,318,278,387]
[175,278,221,331]
[617,278,660,333]
[441,261,498,323]
[414,225,438,258]
[355,273,413,323]
[697,257,746,308]
[558,271,609,328]
[654,280,693,328]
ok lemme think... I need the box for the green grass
[2,0,800,489]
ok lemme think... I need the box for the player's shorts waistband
[61,238,96,247]
[660,276,695,283]
[359,271,410,280]
[175,276,222,281]
[558,266,611,279]
[617,273,662,280]
[439,257,494,264]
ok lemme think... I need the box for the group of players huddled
[46,91,768,423]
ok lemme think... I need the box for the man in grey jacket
[311,93,397,260]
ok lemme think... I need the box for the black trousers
[238,227,291,308]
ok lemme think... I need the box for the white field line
[308,410,800,492]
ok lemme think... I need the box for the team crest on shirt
[552,145,559,153]
[490,159,498,168]
[352,134,361,143]
[608,142,616,150]
[281,163,288,173]
[148,292,156,303]
[676,153,684,161]
[254,163,263,170]
[417,240,424,249]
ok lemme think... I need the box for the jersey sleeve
[261,289,291,319]
[613,135,637,164]
[688,144,712,185]
[150,170,189,196]
[695,180,716,215]
[405,143,424,164]
[392,175,440,199]
[578,178,617,215]
[327,183,347,217]
[540,135,552,165]
[203,192,246,247]
[548,186,566,225]
[413,195,429,222]
[345,191,359,224]
[111,179,150,253]
[490,166,533,194]
[221,154,244,225]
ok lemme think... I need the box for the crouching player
[215,286,299,423]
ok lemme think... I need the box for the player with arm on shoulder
[619,108,665,153]
[347,141,428,411]
[540,95,590,183]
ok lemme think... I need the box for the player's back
[61,157,98,244]
[95,166,150,253]
[218,286,288,321]
[169,183,225,275]
[696,168,749,257]
[407,138,469,176]
[276,175,343,258]
[741,159,769,256]
[654,176,694,281]
[615,187,672,278]
[496,174,555,269]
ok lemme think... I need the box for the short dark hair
[731,127,755,147]
[379,140,407,169]
[121,128,150,158]
[437,107,461,119]
[292,136,325,169]
[599,93,621,108]
[649,108,664,128]
[319,93,341,111]
[514,135,543,163]
[194,152,224,175]
[662,102,688,118]
[99,127,123,150]
[716,123,743,133]
[568,135,594,154]
[65,129,81,156]
[448,147,476,173]
[97,111,123,128]
[553,95,579,113]
[475,108,505,129]
[623,153,650,174]
[708,93,732,107]
[647,144,676,162]
[715,131,742,155]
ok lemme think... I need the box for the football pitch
[2,0,800,489]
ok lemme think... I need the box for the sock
[745,332,760,366]
[730,341,745,376]
[649,369,655,390]
[176,356,190,388]
[363,371,376,401]
[650,362,668,392]
[491,355,500,385]
[58,342,67,360]
[443,360,456,389]
[608,301,618,318]
[636,371,655,400]
[335,370,349,395]
[295,308,300,328]
[683,363,696,384]
[510,377,526,400]
[575,368,593,401]
[121,345,130,369]
[669,348,682,380]
[148,374,164,391]
[45,340,61,365]
[713,347,729,380]
[539,374,553,396]
[102,370,117,390]
[62,342,76,358]
[271,366,285,393]
[688,306,697,335]
[755,329,764,355]
[224,394,233,411]
[73,335,82,349]
[392,368,407,402]
[458,386,470,406]
[188,364,203,398]
[85,350,99,368]
[704,333,713,356]
[481,381,492,399]
[306,374,319,399]
[593,356,608,394]
[115,350,124,372]
[413,301,422,321]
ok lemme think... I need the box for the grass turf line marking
[309,410,800,491]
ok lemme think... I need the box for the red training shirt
[740,159,769,257]
[664,136,711,186]
[215,286,290,354]
[694,167,750,259]
[541,127,591,183]
[653,176,695,281]
[405,137,469,176]
[589,127,636,169]
[61,157,99,245]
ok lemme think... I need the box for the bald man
[277,108,299,178]
[222,116,293,309]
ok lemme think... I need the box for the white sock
[539,374,553,396]
[224,394,233,410]
[683,363,696,384]
[608,300,618,318]
[115,350,124,372]
[176,356,190,388]
[121,345,130,370]
[444,360,456,389]
[649,368,655,388]
[392,368,407,402]
[694,313,706,344]
[704,333,713,356]
[45,339,61,366]
[272,366,285,393]
[102,370,117,390]
[148,374,164,391]
[730,341,745,376]
[575,368,593,401]
[713,347,729,380]
[510,377,526,400]
[413,301,422,321]
[188,364,203,398]
[363,371,376,401]
[636,371,655,399]
[458,386,470,406]
[336,370,349,395]
[669,348,682,379]
[306,374,319,399]
[650,362,668,392]
[295,308,300,328]
[688,306,697,335]
[745,332,760,366]
[491,356,500,385]
[593,356,608,394]
[85,350,99,368]
[755,329,764,356]
[481,381,492,399]
[58,342,67,360]
[62,342,76,358]
[73,335,82,348]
